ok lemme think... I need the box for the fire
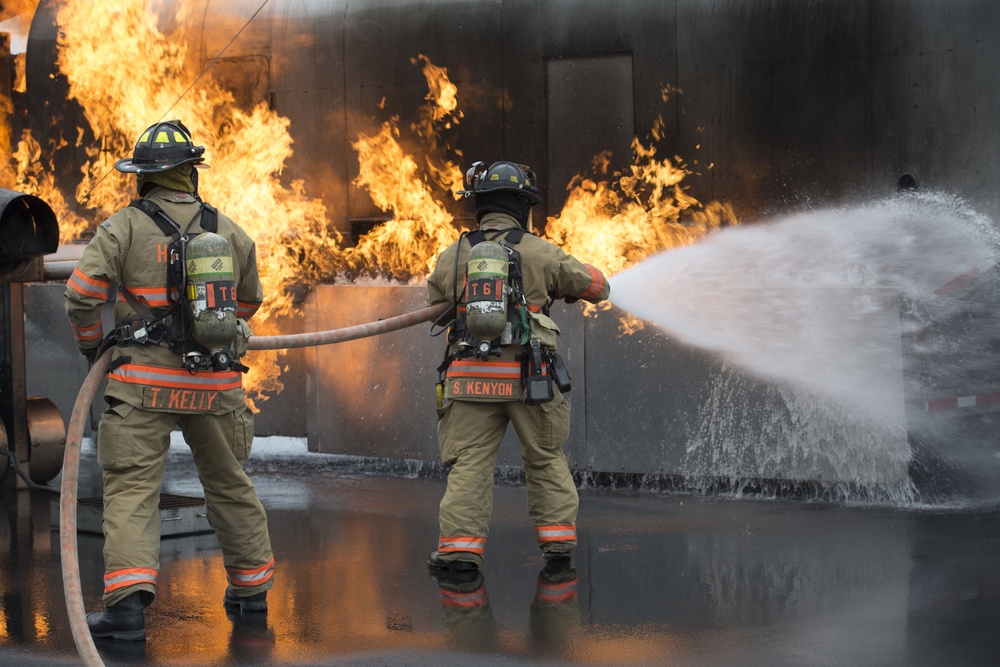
[50,0,346,408]
[542,137,737,277]
[411,54,467,207]
[0,0,41,189]
[350,123,460,281]
[541,116,737,332]
[349,55,465,281]
[10,130,90,240]
[0,94,12,190]
[4,1,736,404]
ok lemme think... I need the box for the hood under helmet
[458,161,540,227]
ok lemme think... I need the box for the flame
[350,122,460,281]
[411,54,466,202]
[4,0,736,403]
[618,312,646,335]
[543,138,737,277]
[543,114,738,331]
[0,0,41,189]
[348,55,464,281]
[49,0,350,408]
[0,99,12,190]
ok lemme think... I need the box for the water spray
[610,191,1000,500]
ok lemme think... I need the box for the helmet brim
[114,156,206,174]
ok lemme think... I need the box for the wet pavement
[2,437,999,666]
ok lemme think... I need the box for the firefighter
[64,120,274,641]
[427,161,610,572]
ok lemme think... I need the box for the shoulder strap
[119,286,159,323]
[129,199,180,238]
[130,198,219,235]
[199,202,219,233]
[504,228,527,244]
[467,229,485,247]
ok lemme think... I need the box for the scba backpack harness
[435,228,572,408]
[108,199,246,374]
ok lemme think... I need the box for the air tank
[464,240,510,343]
[185,231,238,353]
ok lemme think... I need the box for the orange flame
[0,0,40,189]
[50,0,348,408]
[4,0,736,402]
[350,122,460,281]
[348,55,464,282]
[543,138,737,277]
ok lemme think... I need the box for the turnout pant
[436,391,578,565]
[96,402,274,606]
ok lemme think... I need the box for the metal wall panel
[25,0,1000,226]
[305,285,440,458]
[870,0,1000,214]
[24,282,106,435]
[545,54,635,215]
[343,0,505,230]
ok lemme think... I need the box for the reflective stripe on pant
[103,568,158,596]
[436,391,577,564]
[226,557,275,588]
[438,536,487,555]
[97,402,274,606]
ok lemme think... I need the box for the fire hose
[59,302,450,666]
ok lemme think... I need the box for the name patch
[143,387,221,412]
[446,379,518,400]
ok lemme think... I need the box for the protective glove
[233,318,253,358]
[547,290,579,305]
[81,347,98,367]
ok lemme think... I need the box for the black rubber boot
[223,586,268,613]
[86,591,147,642]
[427,551,479,572]
[429,566,485,589]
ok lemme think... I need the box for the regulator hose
[60,302,449,665]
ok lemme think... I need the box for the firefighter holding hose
[427,161,610,573]
[64,120,274,641]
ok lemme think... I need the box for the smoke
[610,191,1000,501]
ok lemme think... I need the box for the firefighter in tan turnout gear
[427,161,610,573]
[64,120,274,642]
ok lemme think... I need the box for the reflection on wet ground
[1,438,1000,666]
